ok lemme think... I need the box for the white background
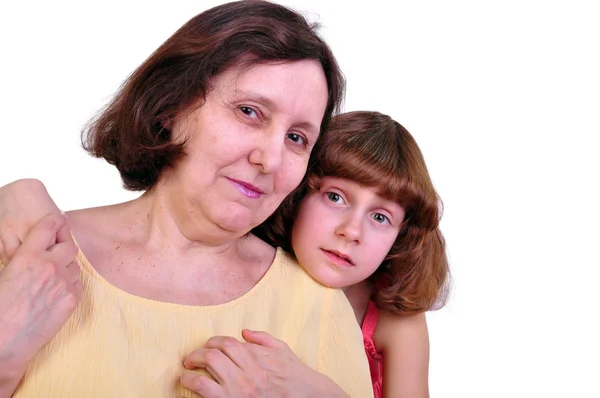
[1,1,599,396]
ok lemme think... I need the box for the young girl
[257,111,451,398]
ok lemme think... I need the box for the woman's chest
[13,273,324,397]
[87,249,269,306]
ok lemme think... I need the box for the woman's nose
[248,128,285,174]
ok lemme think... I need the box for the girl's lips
[227,178,264,199]
[321,249,354,267]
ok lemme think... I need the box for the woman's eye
[372,213,390,224]
[326,192,343,204]
[286,132,307,146]
[240,106,258,118]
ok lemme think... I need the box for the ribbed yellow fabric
[5,247,373,398]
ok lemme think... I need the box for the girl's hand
[0,213,82,395]
[180,329,349,397]
[0,179,60,265]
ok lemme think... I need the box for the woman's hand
[181,330,349,398]
[0,179,60,265]
[0,213,82,395]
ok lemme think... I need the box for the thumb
[19,213,68,253]
[55,214,74,245]
[242,329,281,348]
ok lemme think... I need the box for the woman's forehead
[212,60,328,133]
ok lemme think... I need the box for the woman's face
[165,60,329,242]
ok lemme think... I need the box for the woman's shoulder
[272,247,338,290]
[258,244,350,308]
[66,203,129,233]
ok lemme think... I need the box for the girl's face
[292,176,405,289]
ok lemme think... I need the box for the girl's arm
[374,311,430,398]
[0,213,82,398]
[0,179,61,264]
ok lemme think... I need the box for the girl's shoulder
[373,310,431,397]
[373,310,429,352]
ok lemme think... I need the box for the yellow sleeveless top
[6,247,372,398]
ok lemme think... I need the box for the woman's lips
[227,178,264,199]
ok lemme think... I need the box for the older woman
[0,1,372,397]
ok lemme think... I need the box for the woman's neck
[67,190,253,273]
[131,189,249,254]
[65,192,277,306]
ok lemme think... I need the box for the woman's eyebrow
[232,89,319,135]
[232,89,277,109]
[293,121,320,137]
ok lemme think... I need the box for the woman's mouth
[227,178,264,199]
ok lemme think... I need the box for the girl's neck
[342,281,372,326]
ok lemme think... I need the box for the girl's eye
[286,132,307,147]
[326,192,344,204]
[240,106,258,118]
[372,213,390,224]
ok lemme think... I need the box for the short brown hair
[82,0,345,191]
[256,111,451,314]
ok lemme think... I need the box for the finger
[0,230,22,264]
[48,240,78,265]
[204,336,255,371]
[183,348,233,384]
[180,372,222,398]
[73,278,84,298]
[0,237,5,264]
[0,237,7,265]
[54,216,74,244]
[240,341,268,357]
[242,329,285,349]
[19,213,67,253]
[65,261,81,285]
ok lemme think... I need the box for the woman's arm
[374,311,430,398]
[0,178,60,265]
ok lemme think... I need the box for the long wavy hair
[254,111,451,315]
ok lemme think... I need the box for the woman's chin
[212,207,257,235]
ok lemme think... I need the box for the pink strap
[361,300,380,339]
